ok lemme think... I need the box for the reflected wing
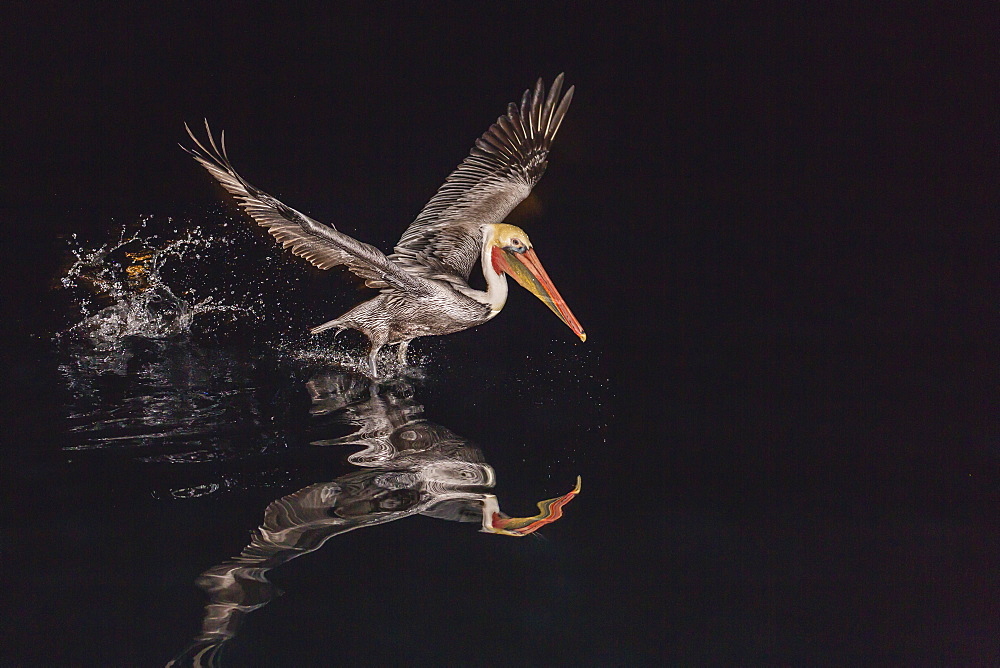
[391,74,574,279]
[183,122,428,293]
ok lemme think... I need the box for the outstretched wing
[183,121,428,292]
[391,74,574,280]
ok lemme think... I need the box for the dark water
[10,324,619,665]
[3,230,995,665]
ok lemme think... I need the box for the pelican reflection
[169,371,579,666]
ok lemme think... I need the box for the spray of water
[59,218,250,345]
[276,334,432,379]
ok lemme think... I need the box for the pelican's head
[488,224,586,341]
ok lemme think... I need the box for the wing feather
[391,74,574,280]
[182,122,427,294]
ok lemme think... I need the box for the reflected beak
[483,476,582,537]
[492,247,586,341]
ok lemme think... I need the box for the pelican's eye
[505,239,527,254]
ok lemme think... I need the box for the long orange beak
[492,247,586,341]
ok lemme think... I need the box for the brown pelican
[184,74,584,375]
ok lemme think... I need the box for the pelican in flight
[184,74,584,375]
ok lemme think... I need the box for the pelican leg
[367,344,382,377]
[396,340,410,365]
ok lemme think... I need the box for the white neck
[480,237,509,314]
[456,226,508,315]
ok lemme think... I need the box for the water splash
[59,218,250,345]
[276,334,432,379]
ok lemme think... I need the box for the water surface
[2,220,994,666]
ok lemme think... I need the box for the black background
[2,3,996,665]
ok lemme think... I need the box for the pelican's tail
[310,318,346,335]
